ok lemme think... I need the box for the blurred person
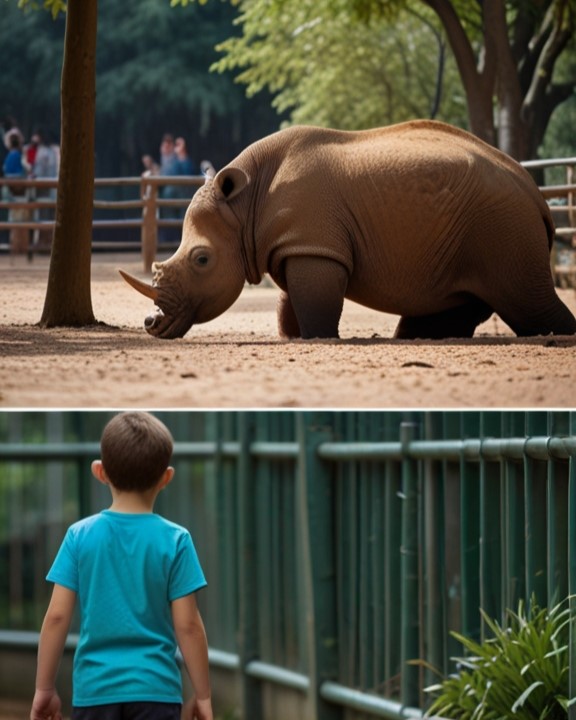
[25,131,40,171]
[159,133,180,242]
[175,136,196,175]
[159,133,179,177]
[2,114,24,150]
[31,128,59,250]
[174,137,197,216]
[141,153,160,176]
[2,133,30,256]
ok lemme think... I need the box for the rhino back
[234,122,549,315]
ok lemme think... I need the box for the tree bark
[40,0,97,327]
[424,0,496,145]
[424,0,574,160]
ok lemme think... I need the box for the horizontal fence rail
[3,435,576,462]
[1,157,576,280]
[0,175,205,271]
[1,410,575,720]
[520,157,576,288]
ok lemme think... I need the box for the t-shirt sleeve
[46,527,79,592]
[168,531,207,601]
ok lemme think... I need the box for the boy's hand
[30,688,62,720]
[182,697,213,720]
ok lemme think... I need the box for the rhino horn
[119,269,159,301]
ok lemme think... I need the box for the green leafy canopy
[16,0,66,20]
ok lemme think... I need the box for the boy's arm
[31,584,76,720]
[171,593,212,720]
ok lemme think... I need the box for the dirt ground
[0,700,29,720]
[1,251,576,409]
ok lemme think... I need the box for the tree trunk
[424,0,496,145]
[40,0,97,327]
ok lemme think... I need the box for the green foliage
[425,597,574,720]
[172,0,211,6]
[16,0,66,19]
[2,0,279,175]
[1,1,65,127]
[96,0,235,123]
[212,0,466,129]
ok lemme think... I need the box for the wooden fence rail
[0,175,205,272]
[1,159,576,280]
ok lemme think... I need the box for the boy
[30,412,213,720]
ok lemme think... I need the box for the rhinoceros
[120,120,576,339]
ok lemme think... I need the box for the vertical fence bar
[400,420,420,707]
[500,413,524,613]
[360,452,371,693]
[255,414,274,668]
[384,445,403,695]
[7,413,24,629]
[422,413,446,688]
[370,449,384,695]
[479,412,503,632]
[274,412,301,672]
[237,412,262,720]
[369,412,389,696]
[204,412,239,654]
[341,417,359,689]
[524,413,548,608]
[460,412,481,644]
[569,412,576,718]
[297,412,341,720]
[547,412,570,604]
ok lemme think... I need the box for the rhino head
[121,167,249,338]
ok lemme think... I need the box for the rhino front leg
[282,255,348,339]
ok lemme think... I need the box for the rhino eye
[191,248,212,268]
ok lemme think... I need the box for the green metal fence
[1,410,575,719]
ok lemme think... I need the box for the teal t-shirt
[47,510,207,707]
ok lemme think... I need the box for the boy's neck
[108,488,158,514]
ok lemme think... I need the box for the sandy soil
[0,701,30,720]
[1,251,575,409]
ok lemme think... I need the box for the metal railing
[0,410,575,720]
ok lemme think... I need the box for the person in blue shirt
[30,412,213,720]
[3,132,25,179]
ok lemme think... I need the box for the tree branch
[523,0,575,122]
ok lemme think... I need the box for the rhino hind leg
[394,298,494,339]
[496,293,576,336]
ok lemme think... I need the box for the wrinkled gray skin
[121,120,576,339]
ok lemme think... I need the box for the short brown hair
[100,412,173,491]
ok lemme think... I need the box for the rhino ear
[213,167,249,201]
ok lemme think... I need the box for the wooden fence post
[141,175,158,273]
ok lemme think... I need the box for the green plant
[424,597,574,719]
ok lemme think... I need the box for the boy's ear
[160,466,175,489]
[91,460,109,485]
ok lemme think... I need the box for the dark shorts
[72,702,181,720]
